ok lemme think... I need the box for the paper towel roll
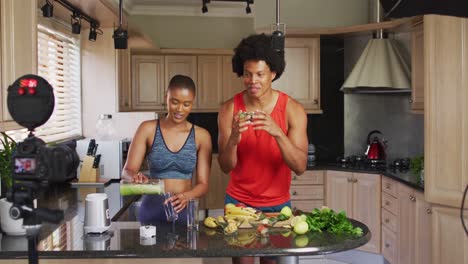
[139,225,156,238]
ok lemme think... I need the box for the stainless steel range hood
[341,0,411,94]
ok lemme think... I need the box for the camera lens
[51,143,80,182]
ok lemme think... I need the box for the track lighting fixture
[246,0,253,14]
[113,0,128,49]
[42,0,101,42]
[89,25,97,41]
[71,13,81,34]
[41,0,54,18]
[202,0,209,13]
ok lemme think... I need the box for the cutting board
[238,212,291,228]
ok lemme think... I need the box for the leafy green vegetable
[304,207,363,236]
[410,155,424,176]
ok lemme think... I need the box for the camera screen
[14,158,37,174]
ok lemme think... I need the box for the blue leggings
[138,194,187,224]
[224,194,291,212]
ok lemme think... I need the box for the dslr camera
[7,74,79,184]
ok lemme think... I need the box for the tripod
[7,181,64,264]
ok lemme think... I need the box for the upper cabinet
[118,38,321,113]
[274,37,321,113]
[411,23,424,113]
[196,56,223,111]
[131,55,165,111]
[120,50,243,112]
[0,0,37,131]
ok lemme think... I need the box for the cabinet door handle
[384,218,390,223]
[293,176,297,181]
[385,201,390,206]
[313,99,318,104]
[347,178,352,182]
[353,178,358,183]
[385,243,391,248]
[409,98,413,103]
[292,191,298,196]
[426,208,432,214]
[386,183,391,189]
[409,196,416,202]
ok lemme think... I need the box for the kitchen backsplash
[344,93,424,160]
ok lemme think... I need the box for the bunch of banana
[236,230,257,246]
[225,206,260,221]
[224,229,257,247]
[204,217,218,228]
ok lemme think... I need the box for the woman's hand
[132,172,149,183]
[229,110,252,145]
[252,110,284,138]
[167,193,189,213]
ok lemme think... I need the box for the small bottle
[96,114,116,140]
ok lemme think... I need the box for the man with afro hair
[217,34,308,264]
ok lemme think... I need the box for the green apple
[280,206,292,218]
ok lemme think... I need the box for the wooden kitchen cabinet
[381,177,432,264]
[273,37,321,113]
[424,15,468,264]
[196,56,223,111]
[290,170,324,212]
[0,0,37,131]
[164,55,197,92]
[125,52,241,112]
[200,154,229,210]
[131,55,165,111]
[222,55,243,102]
[431,206,468,264]
[410,23,424,113]
[325,170,381,254]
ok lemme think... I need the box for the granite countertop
[308,162,424,191]
[0,182,370,260]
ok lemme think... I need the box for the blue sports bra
[147,121,197,179]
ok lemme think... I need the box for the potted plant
[0,132,25,235]
[0,131,16,191]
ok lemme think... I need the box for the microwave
[76,139,131,180]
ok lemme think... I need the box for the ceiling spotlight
[89,24,97,41]
[202,0,209,13]
[71,14,81,34]
[246,0,253,14]
[41,0,54,18]
[113,27,128,49]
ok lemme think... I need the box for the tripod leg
[27,233,39,264]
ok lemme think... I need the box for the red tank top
[226,91,291,207]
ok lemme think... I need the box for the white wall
[254,0,370,29]
[81,28,154,140]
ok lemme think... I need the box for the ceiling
[115,0,255,17]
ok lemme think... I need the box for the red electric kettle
[365,130,387,160]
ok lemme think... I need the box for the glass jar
[120,179,165,196]
[96,114,116,140]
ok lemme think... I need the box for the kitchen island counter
[0,182,370,262]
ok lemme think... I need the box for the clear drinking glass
[163,192,178,222]
[186,198,199,230]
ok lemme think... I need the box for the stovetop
[336,155,411,173]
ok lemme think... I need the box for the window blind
[7,25,82,143]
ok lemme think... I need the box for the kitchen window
[5,23,82,143]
